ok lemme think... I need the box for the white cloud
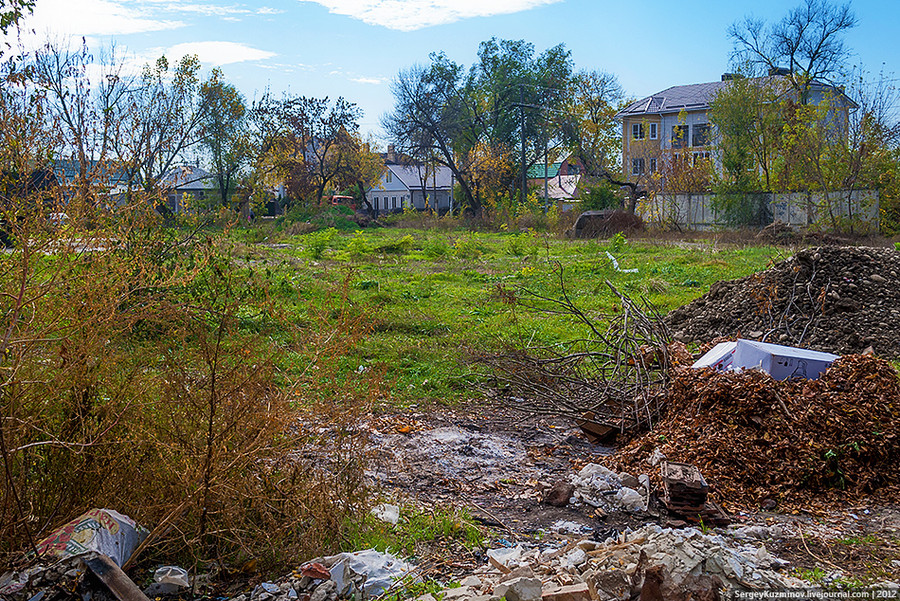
[166,41,276,65]
[148,2,282,18]
[17,0,182,37]
[350,76,386,85]
[297,0,562,31]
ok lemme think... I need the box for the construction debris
[659,462,730,527]
[1,552,151,601]
[569,464,648,513]
[426,525,804,601]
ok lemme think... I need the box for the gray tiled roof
[618,76,857,118]
[618,81,730,117]
[160,165,217,191]
[389,164,454,190]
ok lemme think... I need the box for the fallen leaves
[613,354,900,508]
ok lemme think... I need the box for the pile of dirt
[612,354,900,508]
[666,246,900,358]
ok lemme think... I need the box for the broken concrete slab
[540,583,590,601]
[499,577,542,601]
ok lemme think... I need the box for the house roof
[52,159,128,187]
[618,76,857,118]
[540,175,581,201]
[618,81,731,118]
[160,165,217,191]
[527,162,562,179]
[387,164,453,190]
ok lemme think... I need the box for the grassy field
[229,224,785,407]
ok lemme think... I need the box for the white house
[159,165,218,212]
[368,163,454,213]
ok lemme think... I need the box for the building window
[692,151,710,166]
[631,158,645,176]
[374,197,379,210]
[392,196,397,209]
[672,125,689,149]
[632,123,644,140]
[649,158,657,173]
[649,123,658,140]
[385,171,392,183]
[692,124,711,147]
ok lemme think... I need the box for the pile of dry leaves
[612,354,900,508]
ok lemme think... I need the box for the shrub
[580,183,621,211]
[346,230,374,257]
[0,211,375,571]
[423,236,449,258]
[451,234,486,260]
[304,227,338,259]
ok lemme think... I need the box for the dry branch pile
[666,246,900,358]
[476,277,674,436]
[613,354,900,507]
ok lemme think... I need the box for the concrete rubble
[568,463,648,513]
[431,525,804,601]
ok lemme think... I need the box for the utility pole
[543,115,549,211]
[520,84,526,205]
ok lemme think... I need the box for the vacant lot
[236,225,782,405]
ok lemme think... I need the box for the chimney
[387,144,396,163]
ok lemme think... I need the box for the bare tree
[31,40,130,202]
[112,55,203,199]
[728,0,856,103]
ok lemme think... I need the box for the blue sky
[9,0,900,141]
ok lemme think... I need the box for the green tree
[199,68,249,206]
[708,74,789,225]
[343,134,385,216]
[251,94,363,205]
[383,38,576,214]
[565,69,625,178]
[383,60,484,214]
[0,0,31,37]
[710,74,787,194]
[580,182,620,211]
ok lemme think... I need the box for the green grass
[343,505,484,556]
[229,226,783,406]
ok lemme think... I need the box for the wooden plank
[82,553,152,601]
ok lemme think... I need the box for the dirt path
[369,405,623,536]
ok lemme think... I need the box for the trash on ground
[692,338,839,380]
[604,251,638,273]
[153,566,189,587]
[33,508,148,567]
[326,549,414,597]
[370,503,400,525]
